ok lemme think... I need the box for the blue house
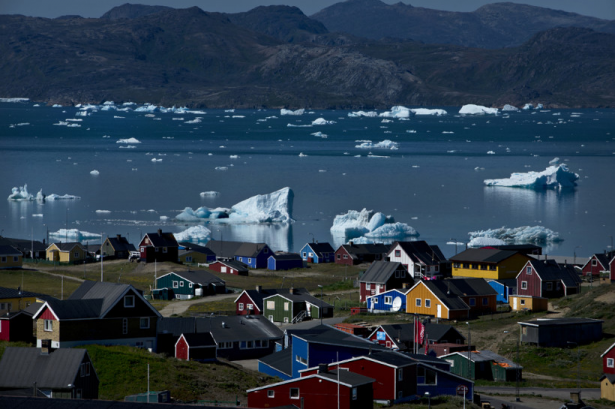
[234,243,272,269]
[415,362,474,398]
[488,278,517,304]
[267,253,304,271]
[366,288,409,313]
[300,242,336,264]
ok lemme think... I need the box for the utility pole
[466,322,471,379]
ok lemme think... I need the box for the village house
[208,259,249,276]
[32,281,161,350]
[0,287,54,312]
[516,259,581,298]
[0,237,47,259]
[367,322,465,352]
[178,242,216,265]
[366,288,409,313]
[359,261,413,303]
[601,341,615,401]
[154,270,226,300]
[508,295,548,312]
[405,278,498,319]
[335,242,389,266]
[262,287,333,324]
[175,333,217,362]
[441,350,522,382]
[46,242,88,264]
[138,229,179,263]
[387,241,448,280]
[518,317,604,347]
[235,286,278,316]
[101,234,136,259]
[581,251,614,280]
[300,242,336,264]
[487,278,517,304]
[0,345,99,399]
[206,240,272,269]
[0,304,40,344]
[267,253,304,271]
[450,248,530,280]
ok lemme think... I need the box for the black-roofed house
[178,242,216,265]
[367,323,465,352]
[581,251,614,280]
[518,317,603,347]
[32,280,161,350]
[154,270,226,300]
[405,278,498,319]
[487,278,517,304]
[175,333,217,362]
[0,309,36,343]
[387,241,449,280]
[0,346,99,399]
[156,315,283,361]
[0,287,55,312]
[359,261,413,302]
[516,259,581,298]
[335,242,389,266]
[248,365,374,409]
[46,242,88,264]
[262,287,333,324]
[235,286,282,316]
[0,237,47,259]
[102,234,136,259]
[300,242,336,264]
[441,350,522,382]
[206,240,272,269]
[0,245,22,269]
[138,229,179,263]
[208,259,249,276]
[601,341,615,401]
[450,248,531,280]
[267,253,304,271]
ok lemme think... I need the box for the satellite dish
[391,297,402,312]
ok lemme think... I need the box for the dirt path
[158,293,238,317]
[26,268,85,282]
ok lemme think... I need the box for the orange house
[406,278,498,319]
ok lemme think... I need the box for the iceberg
[380,106,447,118]
[49,229,101,241]
[468,226,563,245]
[8,185,34,201]
[348,111,377,118]
[364,222,419,239]
[467,237,507,247]
[411,108,447,116]
[310,132,327,138]
[173,225,212,243]
[90,170,100,175]
[95,210,111,214]
[549,157,560,165]
[200,191,220,197]
[117,138,141,144]
[522,103,533,110]
[135,104,158,112]
[502,104,519,112]
[280,108,304,116]
[312,118,335,125]
[459,104,499,115]
[355,140,399,150]
[47,193,80,200]
[0,97,29,103]
[484,164,579,189]
[331,208,418,243]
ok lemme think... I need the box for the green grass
[0,269,81,300]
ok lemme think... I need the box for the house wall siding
[0,254,22,269]
[236,293,260,315]
[156,274,194,297]
[603,348,615,375]
[335,248,355,266]
[453,253,529,280]
[263,295,293,323]
[405,282,452,319]
[516,264,543,297]
[601,378,615,401]
[176,337,189,360]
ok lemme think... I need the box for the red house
[582,251,614,279]
[139,229,179,263]
[247,366,374,409]
[603,342,615,375]
[335,243,389,266]
[0,310,35,343]
[175,333,217,362]
[359,261,413,303]
[234,286,277,315]
[208,260,249,276]
[516,259,581,298]
[299,352,415,404]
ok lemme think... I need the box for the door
[269,315,274,322]
[437,304,442,318]
[513,297,517,310]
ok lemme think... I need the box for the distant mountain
[227,5,328,43]
[0,6,613,108]
[311,0,615,48]
[100,3,173,20]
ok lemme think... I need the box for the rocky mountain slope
[311,0,615,48]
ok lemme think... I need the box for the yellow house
[46,242,87,263]
[0,287,51,312]
[0,245,23,269]
[509,295,548,312]
[601,375,615,401]
[450,248,530,280]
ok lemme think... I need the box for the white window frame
[526,266,532,274]
[607,358,614,368]
[44,319,53,332]
[416,298,422,307]
[124,295,135,308]
[366,283,371,290]
[296,355,307,365]
[520,299,526,305]
[521,281,528,290]
[248,258,252,264]
[179,281,184,287]
[239,303,244,311]
[373,298,378,304]
[173,281,179,288]
[140,317,150,329]
[163,247,168,254]
[266,300,275,309]
[188,283,192,288]
[290,388,300,399]
[284,302,289,311]
[352,387,358,400]
[425,299,431,308]
[268,390,274,398]
[74,252,79,258]
[247,304,253,310]
[384,296,392,305]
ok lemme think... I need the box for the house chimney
[221,322,226,328]
[318,363,328,374]
[117,234,121,240]
[256,285,262,293]
[157,229,162,236]
[289,287,294,295]
[349,241,354,246]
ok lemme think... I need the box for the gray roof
[263,288,332,309]
[420,278,497,311]
[0,237,47,253]
[450,248,521,264]
[0,347,90,389]
[529,254,587,267]
[361,261,409,284]
[0,396,238,408]
[318,369,374,387]
[444,350,522,369]
[362,351,417,368]
[235,242,270,257]
[293,325,389,352]
[213,259,249,272]
[106,235,136,253]
[376,323,464,344]
[182,333,216,347]
[391,241,447,265]
[68,281,132,316]
[269,253,303,261]
[488,278,518,289]
[206,240,269,259]
[49,242,86,252]
[304,242,335,256]
[518,317,604,327]
[169,270,226,286]
[528,259,582,288]
[178,242,216,256]
[143,230,178,248]
[340,242,389,258]
[259,348,293,376]
[0,287,53,302]
[0,244,22,256]
[44,298,104,319]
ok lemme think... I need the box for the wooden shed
[509,295,548,312]
[518,318,604,347]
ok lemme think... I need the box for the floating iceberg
[364,222,419,238]
[312,118,335,125]
[0,97,29,103]
[46,193,80,200]
[522,103,533,110]
[411,108,447,116]
[468,226,563,245]
[331,209,419,243]
[49,229,101,241]
[90,170,100,175]
[459,104,499,115]
[549,157,560,165]
[200,191,220,197]
[348,111,378,118]
[502,104,519,112]
[484,164,579,189]
[380,106,447,118]
[311,132,327,138]
[467,237,507,247]
[355,139,399,150]
[95,210,111,214]
[117,138,141,144]
[280,108,304,116]
[174,225,212,243]
[135,104,158,112]
[8,185,34,201]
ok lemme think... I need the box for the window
[189,283,192,288]
[453,263,460,268]
[247,340,254,349]
[303,252,307,257]
[482,297,488,306]
[296,355,307,365]
[248,258,252,264]
[417,366,437,385]
[290,388,299,399]
[75,252,80,258]
[607,358,614,368]
[264,248,268,254]
[343,254,348,259]
[173,281,178,288]
[446,359,454,367]
[471,264,478,270]
[266,301,275,309]
[526,266,532,274]
[218,341,232,349]
[247,304,253,310]
[13,256,18,262]
[179,281,184,287]
[186,256,192,262]
[384,296,392,305]
[425,299,431,308]
[373,298,378,304]
[1,256,6,263]
[395,250,401,257]
[163,247,168,253]
[395,271,400,278]
[463,263,469,269]
[284,302,289,311]
[155,247,159,252]
[80,363,90,377]
[489,265,496,271]
[140,247,145,252]
[261,340,269,348]
[480,264,487,270]
[398,369,403,381]
[416,298,422,307]
[44,319,53,332]
[122,318,128,334]
[337,254,341,260]
[546,282,553,291]
[284,317,289,323]
[468,298,476,306]
[520,299,526,305]
[592,259,597,266]
[521,281,528,290]
[221,266,227,273]
[352,387,358,400]
[366,283,371,290]
[268,390,275,398]
[140,317,150,329]
[309,252,313,257]
[239,303,244,311]
[435,265,439,272]
[124,295,135,307]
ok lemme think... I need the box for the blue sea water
[1,102,613,259]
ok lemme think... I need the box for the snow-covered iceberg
[280,109,304,116]
[200,191,220,197]
[312,118,335,125]
[467,237,507,247]
[47,193,81,200]
[330,209,419,242]
[8,185,34,201]
[355,140,399,150]
[49,229,101,241]
[364,223,419,238]
[484,164,579,189]
[174,225,212,243]
[459,104,499,115]
[502,104,519,112]
[379,106,447,118]
[0,97,29,103]
[348,111,377,118]
[468,226,563,245]
[117,138,141,144]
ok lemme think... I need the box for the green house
[440,350,522,382]
[155,270,226,300]
[262,288,333,324]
